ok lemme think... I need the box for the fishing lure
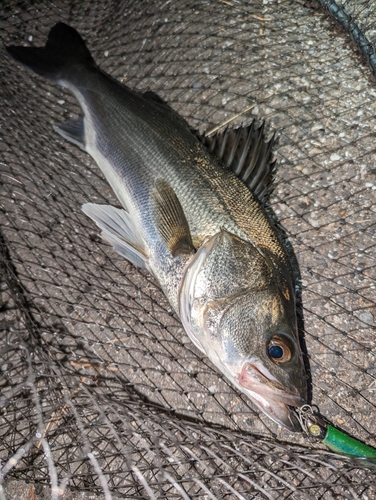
[297,405,376,463]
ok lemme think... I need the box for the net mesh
[1,0,376,498]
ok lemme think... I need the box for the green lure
[297,405,376,463]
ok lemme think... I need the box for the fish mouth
[237,361,305,432]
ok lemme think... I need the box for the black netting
[1,0,376,498]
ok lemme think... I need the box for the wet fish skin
[6,23,307,431]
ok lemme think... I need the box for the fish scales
[6,22,307,431]
[83,69,285,259]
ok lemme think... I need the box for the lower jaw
[242,388,302,431]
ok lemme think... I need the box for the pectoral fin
[82,203,150,271]
[152,180,195,258]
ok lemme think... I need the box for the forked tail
[6,22,94,83]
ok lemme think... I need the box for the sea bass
[7,23,307,431]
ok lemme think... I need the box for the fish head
[179,230,307,431]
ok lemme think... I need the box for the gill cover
[180,230,272,353]
[179,230,306,404]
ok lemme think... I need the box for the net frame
[1,0,376,498]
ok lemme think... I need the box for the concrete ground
[1,0,376,498]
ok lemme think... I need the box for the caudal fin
[6,22,94,82]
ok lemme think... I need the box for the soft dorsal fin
[142,90,168,106]
[152,179,195,258]
[197,121,277,204]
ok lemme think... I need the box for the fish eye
[267,335,292,364]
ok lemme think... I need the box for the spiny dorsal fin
[197,121,277,204]
[152,179,195,258]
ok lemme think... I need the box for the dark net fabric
[1,0,376,498]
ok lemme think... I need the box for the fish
[6,22,307,431]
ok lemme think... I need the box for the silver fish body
[7,23,307,431]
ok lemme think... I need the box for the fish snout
[239,360,305,404]
[237,360,306,431]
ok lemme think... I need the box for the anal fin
[55,117,86,150]
[82,203,150,271]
